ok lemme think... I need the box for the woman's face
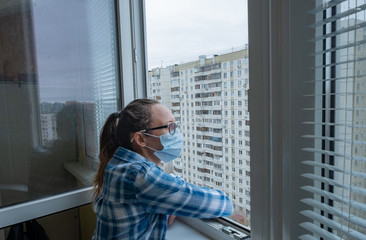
[145,103,176,150]
[135,103,176,164]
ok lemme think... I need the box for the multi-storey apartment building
[40,114,57,147]
[147,48,250,225]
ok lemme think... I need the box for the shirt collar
[113,146,151,164]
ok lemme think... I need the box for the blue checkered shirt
[92,147,233,240]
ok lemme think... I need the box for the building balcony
[170,71,179,77]
[173,162,183,171]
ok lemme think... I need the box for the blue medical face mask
[143,128,184,163]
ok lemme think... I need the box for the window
[300,2,366,238]
[249,0,366,239]
[146,0,249,228]
[0,0,119,208]
[0,0,145,228]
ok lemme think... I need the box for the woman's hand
[168,215,176,225]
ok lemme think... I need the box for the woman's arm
[135,166,233,218]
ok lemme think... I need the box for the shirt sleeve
[134,165,233,218]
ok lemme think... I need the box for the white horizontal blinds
[87,1,119,159]
[300,0,366,239]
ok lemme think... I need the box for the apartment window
[249,0,366,238]
[3,0,172,231]
[146,0,249,228]
[0,0,120,212]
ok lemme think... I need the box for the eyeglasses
[140,122,179,135]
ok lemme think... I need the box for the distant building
[40,113,57,147]
[147,48,251,225]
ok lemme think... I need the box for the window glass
[146,0,250,227]
[0,0,118,207]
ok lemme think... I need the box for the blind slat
[300,222,342,239]
[313,56,366,69]
[312,5,366,27]
[302,135,366,146]
[301,186,366,213]
[303,92,366,97]
[307,75,366,84]
[302,107,366,112]
[302,173,366,197]
[301,210,366,239]
[302,160,366,179]
[312,21,366,41]
[301,198,366,229]
[313,39,366,55]
[302,147,366,162]
[309,0,347,14]
[299,234,319,240]
[302,122,366,129]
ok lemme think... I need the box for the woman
[93,98,233,240]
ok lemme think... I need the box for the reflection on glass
[0,0,118,208]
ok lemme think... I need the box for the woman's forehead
[150,104,174,123]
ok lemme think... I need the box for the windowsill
[166,218,211,240]
[64,161,95,186]
[169,217,250,240]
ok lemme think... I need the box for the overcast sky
[145,0,248,69]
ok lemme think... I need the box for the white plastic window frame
[117,0,147,105]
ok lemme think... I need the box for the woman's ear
[132,132,147,147]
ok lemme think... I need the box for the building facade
[147,48,250,225]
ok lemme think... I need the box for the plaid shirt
[93,147,233,240]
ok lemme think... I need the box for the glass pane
[0,0,119,207]
[145,0,250,227]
